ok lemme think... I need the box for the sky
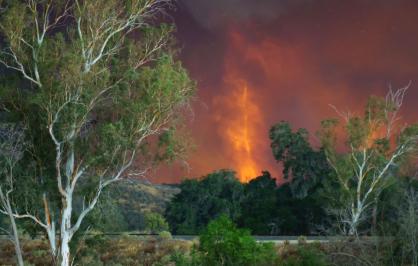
[148,0,418,183]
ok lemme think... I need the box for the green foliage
[275,183,327,235]
[165,170,244,234]
[169,248,203,266]
[199,216,277,266]
[318,91,418,235]
[239,172,278,235]
[158,230,172,240]
[145,212,169,234]
[269,121,331,235]
[76,191,128,232]
[0,1,195,263]
[278,244,328,266]
[166,161,328,235]
[392,179,418,265]
[270,121,331,199]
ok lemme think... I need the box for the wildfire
[210,28,277,183]
[223,80,261,182]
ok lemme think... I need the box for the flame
[152,3,418,184]
[211,29,278,183]
[224,81,260,182]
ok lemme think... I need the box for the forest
[0,0,418,266]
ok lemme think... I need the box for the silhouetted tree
[239,171,278,235]
[165,170,244,234]
[269,121,331,234]
[270,121,331,199]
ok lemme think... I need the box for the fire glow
[224,81,261,182]
[212,29,280,183]
[153,2,418,184]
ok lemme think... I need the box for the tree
[275,182,327,235]
[318,87,418,235]
[0,123,26,266]
[398,185,418,265]
[239,171,278,235]
[0,0,195,265]
[165,170,244,234]
[270,121,330,199]
[269,121,331,235]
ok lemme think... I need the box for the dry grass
[0,239,53,266]
[0,236,193,266]
[1,236,396,266]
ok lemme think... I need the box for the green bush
[278,244,328,266]
[170,249,203,266]
[159,230,173,240]
[198,215,277,266]
[145,212,169,233]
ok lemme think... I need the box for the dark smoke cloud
[179,0,311,29]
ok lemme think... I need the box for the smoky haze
[179,0,311,28]
[151,0,418,184]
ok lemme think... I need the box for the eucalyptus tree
[319,87,418,236]
[0,0,195,265]
[0,123,26,266]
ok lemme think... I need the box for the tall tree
[0,0,195,265]
[269,122,331,235]
[0,123,26,266]
[318,87,418,235]
[269,121,330,199]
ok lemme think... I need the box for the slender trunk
[349,208,362,236]
[6,199,24,266]
[46,222,57,259]
[372,199,378,233]
[0,188,24,266]
[43,194,57,259]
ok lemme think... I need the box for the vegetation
[165,170,244,234]
[0,0,194,265]
[0,1,416,265]
[198,216,277,266]
[318,88,418,235]
[165,169,329,236]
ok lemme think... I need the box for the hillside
[91,179,180,232]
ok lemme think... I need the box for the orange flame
[223,80,261,182]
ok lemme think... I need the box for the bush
[170,248,203,266]
[199,215,277,266]
[278,244,328,266]
[145,212,169,234]
[159,230,172,240]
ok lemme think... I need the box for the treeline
[166,89,418,239]
[165,169,325,235]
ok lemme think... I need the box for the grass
[1,236,396,266]
[0,235,193,266]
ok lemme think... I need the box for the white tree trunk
[60,230,71,266]
[46,222,57,259]
[5,198,24,266]
[0,188,24,266]
[349,209,362,236]
[60,192,73,266]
